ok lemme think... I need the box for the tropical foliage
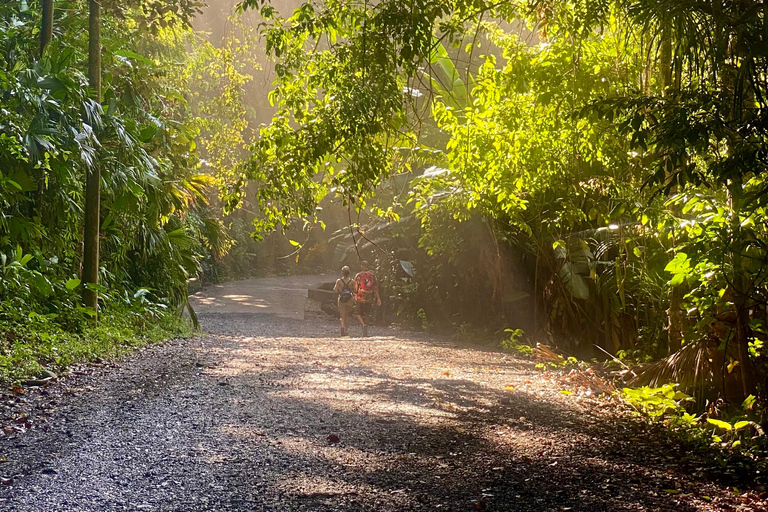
[0,0,239,381]
[236,0,768,410]
[3,0,768,418]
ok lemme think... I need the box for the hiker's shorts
[356,301,373,317]
[338,298,355,317]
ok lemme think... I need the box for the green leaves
[733,421,751,431]
[113,49,153,66]
[707,418,732,431]
[0,0,229,322]
[623,384,690,419]
[559,261,590,300]
[242,0,506,234]
[665,253,691,287]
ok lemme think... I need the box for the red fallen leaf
[11,386,24,395]
[1,477,12,485]
[327,434,340,444]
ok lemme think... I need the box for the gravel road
[0,275,763,511]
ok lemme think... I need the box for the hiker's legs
[338,301,352,335]
[355,303,366,326]
[355,314,367,335]
[343,309,353,335]
[356,302,371,335]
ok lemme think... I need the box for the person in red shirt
[354,260,381,336]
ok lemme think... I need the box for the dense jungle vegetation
[2,0,768,448]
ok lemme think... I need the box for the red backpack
[356,271,376,302]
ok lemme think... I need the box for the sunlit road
[189,274,334,320]
[0,275,755,511]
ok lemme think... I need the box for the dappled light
[160,313,754,510]
[195,295,269,308]
[1,0,768,509]
[0,276,763,510]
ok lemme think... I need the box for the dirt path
[189,274,333,320]
[0,276,763,511]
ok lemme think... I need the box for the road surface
[0,275,760,511]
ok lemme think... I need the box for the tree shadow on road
[0,326,754,512]
[205,340,736,512]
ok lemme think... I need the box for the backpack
[339,279,354,303]
[356,271,375,302]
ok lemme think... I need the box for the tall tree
[40,0,53,57]
[657,21,684,355]
[82,0,101,312]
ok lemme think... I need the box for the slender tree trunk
[40,0,53,57]
[727,179,758,399]
[658,21,684,354]
[82,0,101,313]
[659,24,672,93]
[722,16,759,399]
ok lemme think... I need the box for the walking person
[333,266,356,336]
[354,260,381,336]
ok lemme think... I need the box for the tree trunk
[727,179,758,399]
[658,21,684,354]
[40,0,53,58]
[721,15,759,399]
[659,23,672,92]
[82,0,101,313]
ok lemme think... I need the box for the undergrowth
[500,328,532,356]
[622,384,768,487]
[0,302,193,386]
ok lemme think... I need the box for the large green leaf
[707,418,733,431]
[559,262,590,300]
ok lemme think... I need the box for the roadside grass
[0,310,194,385]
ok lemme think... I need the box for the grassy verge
[0,309,194,385]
